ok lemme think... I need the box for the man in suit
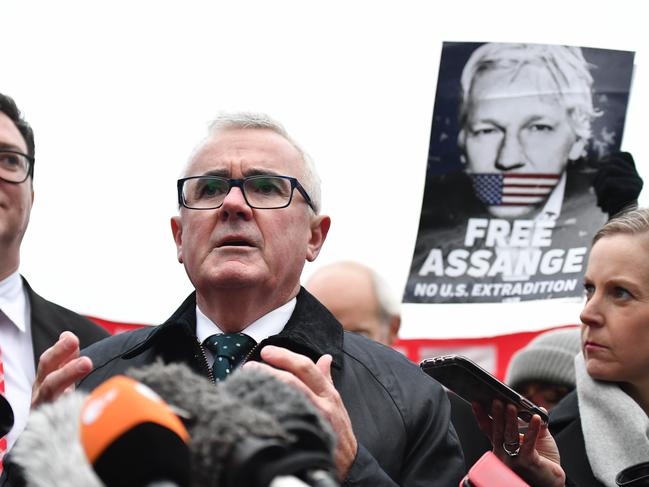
[0,92,108,454]
[30,112,465,485]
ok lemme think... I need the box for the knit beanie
[506,327,581,390]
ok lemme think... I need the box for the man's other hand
[244,345,358,480]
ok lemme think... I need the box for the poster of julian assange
[404,42,635,304]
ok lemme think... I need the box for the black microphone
[0,394,14,438]
[221,368,338,487]
[79,375,192,487]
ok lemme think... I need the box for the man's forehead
[471,63,563,101]
[185,128,303,176]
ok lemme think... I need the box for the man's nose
[219,186,253,220]
[495,132,527,171]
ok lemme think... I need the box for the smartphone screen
[420,355,548,424]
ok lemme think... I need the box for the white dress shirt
[196,298,296,365]
[0,271,35,450]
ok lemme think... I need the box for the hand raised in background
[31,331,93,408]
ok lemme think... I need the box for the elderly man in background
[0,93,108,467]
[307,261,400,346]
[28,112,465,486]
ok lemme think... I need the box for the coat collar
[549,389,579,427]
[124,287,345,368]
[23,277,58,363]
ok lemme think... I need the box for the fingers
[484,401,523,461]
[490,400,506,448]
[31,332,93,408]
[259,345,333,396]
[504,404,521,446]
[471,402,493,438]
[316,354,334,384]
[521,413,541,457]
[35,331,80,384]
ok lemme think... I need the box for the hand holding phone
[420,354,548,424]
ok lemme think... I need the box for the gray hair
[458,43,600,153]
[201,112,323,213]
[593,207,649,245]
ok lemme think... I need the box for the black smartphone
[420,354,549,424]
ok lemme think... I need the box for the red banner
[87,315,578,381]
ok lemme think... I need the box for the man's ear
[568,136,586,161]
[388,315,401,346]
[170,216,184,263]
[306,214,331,262]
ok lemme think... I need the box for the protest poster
[405,42,635,303]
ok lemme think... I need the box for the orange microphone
[80,375,191,487]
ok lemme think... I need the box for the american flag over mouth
[470,173,561,206]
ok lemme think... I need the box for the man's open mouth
[217,238,254,248]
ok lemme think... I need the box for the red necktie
[0,346,7,474]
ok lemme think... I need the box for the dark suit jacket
[0,279,110,487]
[447,391,491,470]
[22,277,109,363]
[77,288,465,486]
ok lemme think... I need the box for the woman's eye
[613,287,632,299]
[583,283,595,299]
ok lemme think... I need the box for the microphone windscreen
[220,368,337,486]
[127,361,290,487]
[222,368,335,452]
[80,375,191,487]
[9,392,104,487]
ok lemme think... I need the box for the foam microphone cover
[80,375,191,487]
[221,368,335,453]
[8,392,103,487]
[221,369,337,486]
[127,361,291,487]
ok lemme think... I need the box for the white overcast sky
[2,0,647,337]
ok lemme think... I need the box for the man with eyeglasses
[0,92,108,459]
[28,112,465,485]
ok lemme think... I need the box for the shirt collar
[196,298,297,345]
[0,271,28,332]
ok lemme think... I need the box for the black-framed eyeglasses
[0,150,34,184]
[177,175,316,211]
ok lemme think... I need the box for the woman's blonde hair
[593,207,649,245]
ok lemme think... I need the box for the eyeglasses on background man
[0,150,34,184]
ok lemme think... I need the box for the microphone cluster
[5,362,338,487]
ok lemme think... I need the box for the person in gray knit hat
[505,327,581,411]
